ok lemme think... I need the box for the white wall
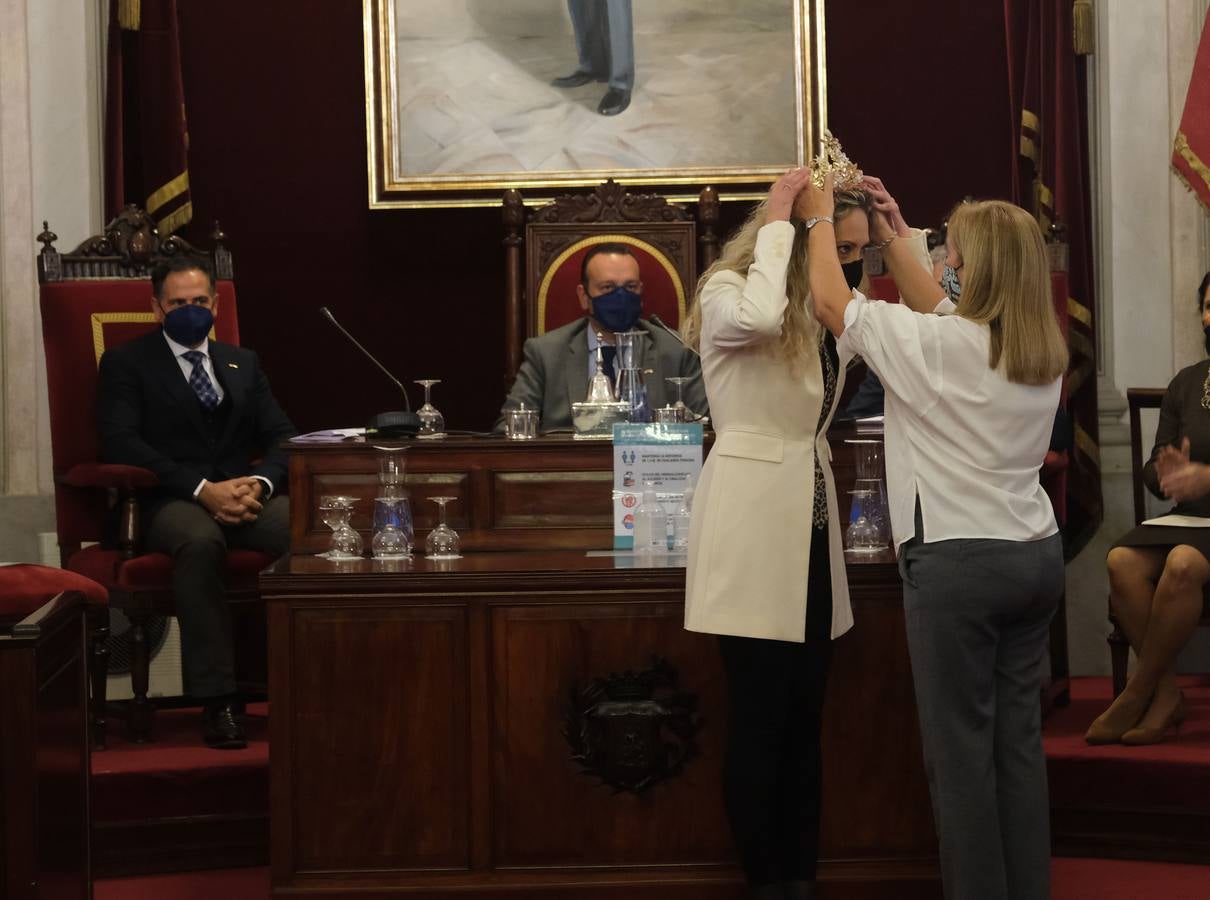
[0,0,103,562]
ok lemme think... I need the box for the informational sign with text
[612,423,703,550]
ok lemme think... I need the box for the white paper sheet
[1141,514,1210,528]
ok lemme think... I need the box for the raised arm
[702,168,813,348]
[862,176,947,313]
[803,171,851,337]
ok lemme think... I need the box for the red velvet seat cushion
[0,563,109,619]
[66,545,277,591]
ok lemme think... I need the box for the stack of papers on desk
[855,415,884,432]
[290,428,365,442]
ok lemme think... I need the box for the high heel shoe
[1085,690,1149,744]
[1120,693,1188,745]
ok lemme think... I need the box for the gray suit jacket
[498,317,708,431]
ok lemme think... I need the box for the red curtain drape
[104,0,193,234]
[1005,0,1102,550]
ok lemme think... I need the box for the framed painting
[364,0,828,208]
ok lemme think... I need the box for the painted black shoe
[202,702,247,750]
[598,88,631,116]
[551,71,598,88]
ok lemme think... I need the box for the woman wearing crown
[807,171,1067,899]
[681,136,933,899]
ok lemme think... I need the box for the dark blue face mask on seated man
[161,303,214,347]
[590,286,643,334]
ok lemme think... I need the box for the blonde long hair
[947,200,1068,385]
[682,190,869,365]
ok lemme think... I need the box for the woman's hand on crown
[766,167,812,224]
[861,175,911,239]
[799,166,835,222]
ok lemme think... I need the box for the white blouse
[837,293,1061,548]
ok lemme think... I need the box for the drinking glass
[655,405,685,424]
[318,495,358,559]
[414,380,446,438]
[665,376,690,414]
[425,496,461,560]
[845,489,883,553]
[854,477,890,543]
[378,450,406,492]
[372,496,412,558]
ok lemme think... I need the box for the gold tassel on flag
[118,0,141,31]
[1073,0,1094,55]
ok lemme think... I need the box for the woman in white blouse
[806,177,1067,900]
[682,167,931,900]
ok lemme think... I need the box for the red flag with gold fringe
[1006,0,1102,553]
[1174,10,1210,210]
[104,0,192,235]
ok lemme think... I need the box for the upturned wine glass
[665,376,690,414]
[425,495,461,559]
[414,380,446,438]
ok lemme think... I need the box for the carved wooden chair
[37,206,272,742]
[501,179,721,380]
[1108,387,1210,696]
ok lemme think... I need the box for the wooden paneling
[262,551,939,898]
[0,593,90,900]
[490,599,731,867]
[287,604,469,873]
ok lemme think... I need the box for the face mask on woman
[841,259,865,290]
[941,264,962,302]
[1203,323,1210,356]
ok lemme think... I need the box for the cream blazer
[684,221,852,642]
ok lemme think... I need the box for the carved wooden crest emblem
[563,658,701,794]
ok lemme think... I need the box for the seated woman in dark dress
[1088,271,1210,745]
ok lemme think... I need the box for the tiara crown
[811,129,863,192]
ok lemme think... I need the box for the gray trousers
[566,0,634,91]
[145,495,290,699]
[899,521,1062,900]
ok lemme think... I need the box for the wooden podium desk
[262,548,939,899]
[285,430,878,556]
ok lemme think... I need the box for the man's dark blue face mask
[160,302,214,347]
[589,285,643,334]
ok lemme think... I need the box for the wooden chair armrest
[61,463,159,490]
[10,591,80,638]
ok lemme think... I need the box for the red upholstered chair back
[36,208,239,549]
[503,180,723,378]
[534,236,687,336]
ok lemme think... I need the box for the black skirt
[1112,517,1210,561]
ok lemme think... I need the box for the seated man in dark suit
[96,257,296,749]
[499,242,707,431]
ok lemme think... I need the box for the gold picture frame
[364,0,827,208]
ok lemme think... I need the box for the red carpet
[97,859,1210,899]
[1043,675,1210,812]
[93,702,268,820]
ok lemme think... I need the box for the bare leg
[1086,547,1165,742]
[1126,545,1207,735]
[1109,545,1182,704]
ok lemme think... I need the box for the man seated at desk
[499,242,708,430]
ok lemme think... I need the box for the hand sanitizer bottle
[633,482,667,554]
[670,475,694,551]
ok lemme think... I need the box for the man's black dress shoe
[598,88,631,116]
[203,702,247,750]
[551,71,598,88]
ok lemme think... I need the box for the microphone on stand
[647,314,699,356]
[318,307,421,438]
